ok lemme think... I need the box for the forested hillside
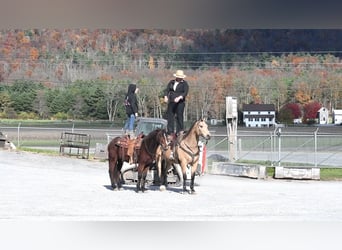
[1,29,342,124]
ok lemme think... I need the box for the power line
[2,60,342,67]
[2,50,342,60]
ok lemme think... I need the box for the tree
[33,90,50,118]
[0,92,12,112]
[278,106,293,124]
[278,103,302,124]
[250,86,261,104]
[47,89,75,115]
[9,81,39,113]
[285,103,302,119]
[294,82,311,105]
[83,86,107,119]
[303,101,321,124]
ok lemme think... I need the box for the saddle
[115,134,144,163]
[166,132,185,161]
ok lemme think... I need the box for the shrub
[17,112,39,120]
[52,112,68,120]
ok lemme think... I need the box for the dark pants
[166,101,185,135]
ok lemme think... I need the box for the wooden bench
[59,132,91,159]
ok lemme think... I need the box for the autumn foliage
[303,101,321,123]
[1,29,342,123]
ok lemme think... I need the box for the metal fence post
[314,128,318,168]
[277,128,282,167]
[270,131,273,167]
[17,123,21,147]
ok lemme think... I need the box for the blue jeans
[124,114,135,131]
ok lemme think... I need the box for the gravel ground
[1,149,342,221]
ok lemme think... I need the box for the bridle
[143,130,169,158]
[160,131,170,152]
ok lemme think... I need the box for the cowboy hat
[173,70,186,78]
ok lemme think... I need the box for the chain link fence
[1,124,342,168]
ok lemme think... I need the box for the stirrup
[169,151,174,160]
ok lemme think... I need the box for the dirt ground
[1,149,342,221]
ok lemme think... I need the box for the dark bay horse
[158,118,211,194]
[136,128,169,193]
[107,135,142,190]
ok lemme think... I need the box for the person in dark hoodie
[123,83,139,138]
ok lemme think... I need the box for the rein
[143,131,168,158]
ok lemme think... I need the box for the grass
[0,119,121,128]
[320,168,342,180]
[19,147,59,155]
[17,139,107,148]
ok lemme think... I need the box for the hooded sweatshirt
[125,84,138,115]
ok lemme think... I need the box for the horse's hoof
[189,190,196,195]
[180,189,188,194]
[159,185,166,191]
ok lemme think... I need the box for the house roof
[318,107,328,112]
[243,104,275,112]
[333,109,342,115]
[244,114,275,119]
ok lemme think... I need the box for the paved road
[1,150,342,221]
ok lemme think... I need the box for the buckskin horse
[158,118,211,194]
[107,134,143,190]
[136,128,169,193]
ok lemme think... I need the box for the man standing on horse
[163,70,189,137]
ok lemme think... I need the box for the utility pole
[226,96,238,162]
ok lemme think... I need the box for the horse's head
[196,118,211,141]
[156,129,170,151]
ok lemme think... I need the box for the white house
[333,109,342,124]
[242,104,276,127]
[317,107,329,124]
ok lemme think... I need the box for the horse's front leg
[189,161,199,194]
[141,167,149,193]
[115,160,123,190]
[155,151,163,187]
[189,171,196,194]
[180,162,188,194]
[108,157,117,190]
[158,158,166,191]
[136,166,142,192]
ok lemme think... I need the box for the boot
[128,131,136,139]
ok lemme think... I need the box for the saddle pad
[115,136,142,150]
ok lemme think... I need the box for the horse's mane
[182,119,201,139]
[142,128,164,150]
